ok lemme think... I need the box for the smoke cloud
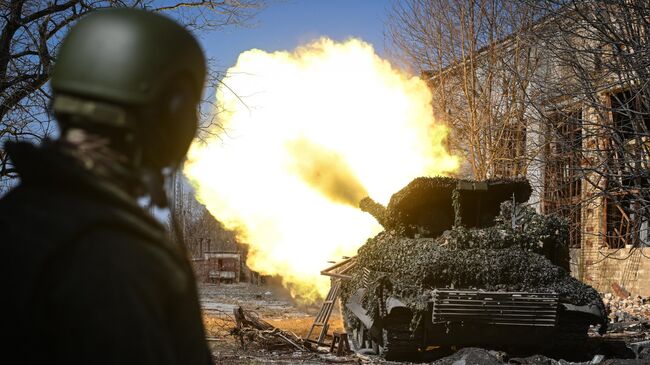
[286,139,368,206]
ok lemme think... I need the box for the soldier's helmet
[51,8,206,169]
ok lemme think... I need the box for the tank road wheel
[351,323,372,351]
[344,317,376,352]
[340,299,379,354]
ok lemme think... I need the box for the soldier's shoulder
[0,181,177,269]
[71,227,190,289]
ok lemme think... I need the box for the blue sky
[195,0,395,71]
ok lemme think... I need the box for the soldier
[0,8,211,364]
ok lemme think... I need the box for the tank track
[380,323,422,360]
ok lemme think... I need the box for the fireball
[184,38,458,303]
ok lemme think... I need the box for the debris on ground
[604,293,650,323]
[600,292,650,345]
[232,306,315,352]
[430,347,503,365]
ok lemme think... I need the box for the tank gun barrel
[359,197,390,228]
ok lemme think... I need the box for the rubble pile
[604,293,650,323]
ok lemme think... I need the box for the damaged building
[168,172,261,284]
[422,2,650,297]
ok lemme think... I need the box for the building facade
[425,2,650,296]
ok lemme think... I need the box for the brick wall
[570,247,650,296]
[571,172,650,296]
[566,98,650,297]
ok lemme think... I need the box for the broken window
[611,89,650,142]
[605,89,650,248]
[606,194,650,248]
[544,110,583,247]
[608,89,650,189]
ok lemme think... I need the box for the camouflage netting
[343,177,606,329]
[360,177,532,237]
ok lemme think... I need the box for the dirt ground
[199,282,404,364]
[199,281,344,337]
[199,282,650,365]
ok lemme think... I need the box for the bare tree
[528,1,650,254]
[0,0,265,189]
[387,0,544,180]
[389,0,649,253]
[169,188,239,259]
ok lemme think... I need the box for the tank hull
[343,288,601,360]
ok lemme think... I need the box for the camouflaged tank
[335,177,607,360]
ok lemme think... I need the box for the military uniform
[0,141,211,364]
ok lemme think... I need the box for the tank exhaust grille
[431,290,559,327]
